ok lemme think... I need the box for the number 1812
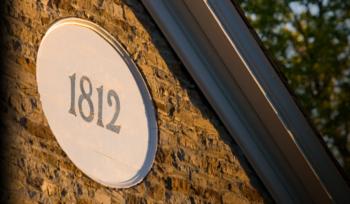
[68,73,121,133]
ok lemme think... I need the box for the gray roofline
[141,0,350,203]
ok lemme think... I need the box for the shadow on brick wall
[0,0,10,201]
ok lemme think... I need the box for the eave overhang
[141,0,350,203]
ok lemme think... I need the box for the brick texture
[0,0,272,203]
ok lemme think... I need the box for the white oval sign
[36,18,157,188]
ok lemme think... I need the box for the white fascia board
[141,0,350,203]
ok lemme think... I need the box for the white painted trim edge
[141,0,350,203]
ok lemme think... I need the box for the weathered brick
[0,0,271,203]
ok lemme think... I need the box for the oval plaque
[36,18,157,188]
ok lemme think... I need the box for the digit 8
[78,76,94,122]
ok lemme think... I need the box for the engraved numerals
[68,73,121,133]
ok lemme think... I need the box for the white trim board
[141,0,350,203]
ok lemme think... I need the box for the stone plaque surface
[36,18,157,188]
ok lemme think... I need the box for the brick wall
[0,0,271,203]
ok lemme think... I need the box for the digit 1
[68,73,77,116]
[96,85,104,127]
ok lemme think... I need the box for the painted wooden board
[36,18,157,188]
